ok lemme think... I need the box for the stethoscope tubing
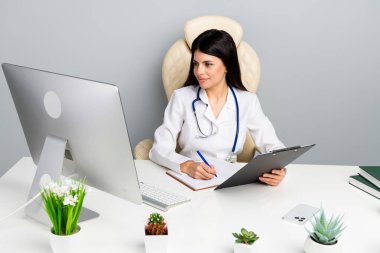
[192,85,239,153]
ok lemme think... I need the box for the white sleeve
[247,95,285,153]
[149,91,191,173]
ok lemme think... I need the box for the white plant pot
[144,234,169,253]
[304,236,342,253]
[50,225,82,253]
[234,242,255,253]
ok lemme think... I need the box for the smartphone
[282,204,320,225]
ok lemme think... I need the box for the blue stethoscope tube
[192,85,239,154]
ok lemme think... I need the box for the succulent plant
[305,207,346,245]
[145,213,168,235]
[232,228,259,245]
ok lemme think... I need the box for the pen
[196,150,217,177]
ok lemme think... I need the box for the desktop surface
[0,158,379,253]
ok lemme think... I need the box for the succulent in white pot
[232,228,259,253]
[304,207,346,253]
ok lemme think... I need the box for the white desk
[0,158,379,253]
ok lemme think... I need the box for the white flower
[49,183,63,197]
[63,178,75,188]
[46,181,58,191]
[63,195,78,206]
[61,185,70,194]
[53,188,64,197]
[50,184,69,197]
[71,182,80,192]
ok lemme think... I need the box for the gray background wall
[1,0,379,176]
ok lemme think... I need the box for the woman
[149,29,286,186]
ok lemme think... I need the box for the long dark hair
[183,29,247,91]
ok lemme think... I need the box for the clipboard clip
[270,146,301,153]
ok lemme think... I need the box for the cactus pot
[304,236,342,253]
[234,242,255,253]
[144,234,169,253]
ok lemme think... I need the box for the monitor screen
[2,63,142,225]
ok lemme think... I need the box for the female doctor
[149,29,287,186]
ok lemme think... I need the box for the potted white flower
[144,213,169,253]
[304,207,346,253]
[232,228,259,253]
[40,177,87,253]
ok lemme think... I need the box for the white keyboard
[139,182,190,211]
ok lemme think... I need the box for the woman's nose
[194,64,205,75]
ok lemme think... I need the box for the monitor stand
[25,135,99,226]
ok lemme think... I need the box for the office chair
[134,15,261,162]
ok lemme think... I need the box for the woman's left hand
[259,168,286,186]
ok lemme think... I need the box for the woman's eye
[193,62,198,67]
[205,63,213,67]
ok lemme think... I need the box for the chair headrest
[184,16,243,48]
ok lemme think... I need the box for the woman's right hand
[180,160,217,180]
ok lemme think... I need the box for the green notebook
[359,166,380,189]
[349,174,380,200]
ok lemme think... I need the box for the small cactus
[149,213,164,225]
[145,213,168,235]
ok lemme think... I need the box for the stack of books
[349,166,380,199]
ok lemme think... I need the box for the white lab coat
[149,85,285,173]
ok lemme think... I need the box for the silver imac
[2,63,142,225]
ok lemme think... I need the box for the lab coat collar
[197,86,237,123]
[217,87,237,124]
[198,89,215,122]
[198,88,209,104]
[198,86,237,111]
[225,86,237,111]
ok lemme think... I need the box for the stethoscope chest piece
[225,152,237,163]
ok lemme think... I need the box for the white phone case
[282,204,320,225]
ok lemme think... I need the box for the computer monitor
[2,63,142,225]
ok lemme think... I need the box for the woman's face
[193,50,227,90]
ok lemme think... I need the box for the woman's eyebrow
[193,59,214,63]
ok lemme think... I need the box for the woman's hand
[180,160,217,180]
[259,168,286,186]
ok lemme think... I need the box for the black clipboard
[214,144,316,190]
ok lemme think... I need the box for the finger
[197,165,214,179]
[259,176,280,186]
[262,173,282,180]
[201,163,217,175]
[264,172,285,184]
[271,168,286,175]
[260,173,282,183]
[188,164,208,180]
[193,170,208,180]
[259,176,278,184]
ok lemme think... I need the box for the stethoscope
[191,85,239,163]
